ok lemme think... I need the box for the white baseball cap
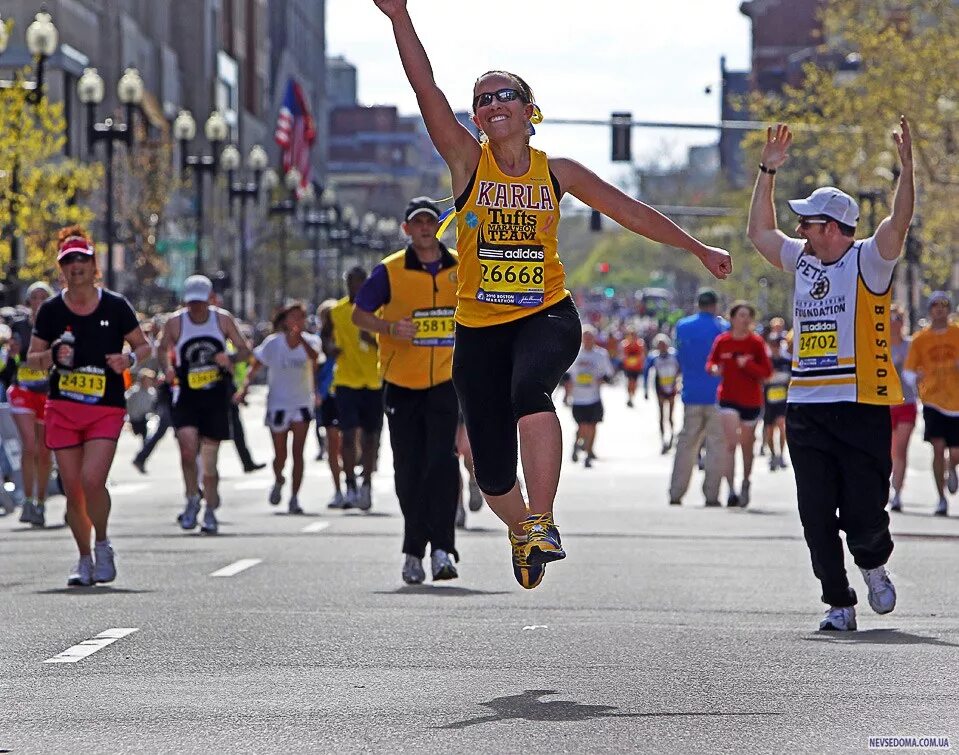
[183,274,213,303]
[787,186,859,227]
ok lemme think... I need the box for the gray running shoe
[948,466,958,495]
[357,483,372,511]
[860,565,896,614]
[935,497,949,517]
[19,500,36,524]
[819,605,857,631]
[177,494,202,530]
[431,549,458,581]
[327,490,346,509]
[30,502,46,528]
[402,555,425,585]
[93,541,116,584]
[467,478,483,512]
[67,555,94,587]
[200,506,218,535]
[455,500,466,529]
[268,479,283,506]
[739,480,751,509]
[288,496,304,515]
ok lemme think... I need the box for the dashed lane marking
[43,628,139,664]
[210,558,262,577]
[302,522,331,533]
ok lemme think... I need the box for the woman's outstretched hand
[373,0,408,19]
[700,245,733,280]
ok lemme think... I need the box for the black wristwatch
[759,163,776,175]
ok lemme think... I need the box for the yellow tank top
[330,297,381,390]
[454,142,568,327]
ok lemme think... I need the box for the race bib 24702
[797,320,839,369]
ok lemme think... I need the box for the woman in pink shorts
[6,281,54,527]
[27,226,151,587]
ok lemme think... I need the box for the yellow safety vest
[377,245,458,390]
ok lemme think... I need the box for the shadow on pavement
[436,689,782,729]
[374,585,510,597]
[34,586,155,595]
[804,628,959,647]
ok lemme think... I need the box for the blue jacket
[674,312,729,405]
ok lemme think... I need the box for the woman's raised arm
[374,0,480,177]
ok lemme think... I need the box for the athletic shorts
[624,369,642,381]
[45,399,125,450]
[890,402,917,428]
[172,394,232,441]
[764,402,787,424]
[7,385,47,420]
[719,400,762,424]
[335,386,383,433]
[266,406,313,433]
[656,387,677,401]
[922,405,959,446]
[319,395,339,429]
[572,401,604,425]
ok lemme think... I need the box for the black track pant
[385,380,460,559]
[453,296,582,497]
[787,402,894,607]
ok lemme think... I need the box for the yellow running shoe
[522,512,566,566]
[509,531,545,589]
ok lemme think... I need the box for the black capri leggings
[453,296,582,496]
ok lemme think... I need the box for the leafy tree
[0,68,100,286]
[741,0,959,291]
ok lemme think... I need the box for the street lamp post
[0,11,59,303]
[77,66,144,291]
[301,187,340,308]
[220,143,268,318]
[173,109,229,274]
[266,168,304,304]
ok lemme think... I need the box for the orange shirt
[904,324,959,414]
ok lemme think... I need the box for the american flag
[274,78,316,197]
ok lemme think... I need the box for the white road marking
[522,625,549,631]
[107,483,150,496]
[210,558,262,577]
[43,628,139,664]
[301,521,330,533]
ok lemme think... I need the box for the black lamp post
[173,109,229,274]
[219,142,268,319]
[266,167,305,305]
[76,66,144,292]
[301,187,342,309]
[0,11,58,303]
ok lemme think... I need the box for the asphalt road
[2,386,958,754]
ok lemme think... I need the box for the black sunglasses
[59,253,92,265]
[473,88,528,111]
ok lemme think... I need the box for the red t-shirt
[706,332,772,408]
[621,339,646,373]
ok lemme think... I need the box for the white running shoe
[67,555,94,587]
[327,490,346,509]
[357,483,372,511]
[948,466,958,495]
[860,565,896,614]
[288,496,304,515]
[819,605,857,631]
[177,494,202,530]
[268,481,283,506]
[935,497,949,517]
[431,549,458,581]
[200,507,218,535]
[402,555,425,585]
[93,541,116,584]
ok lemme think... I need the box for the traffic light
[589,209,602,232]
[611,111,632,162]
[597,262,610,274]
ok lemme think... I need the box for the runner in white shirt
[238,303,320,514]
[564,325,614,468]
